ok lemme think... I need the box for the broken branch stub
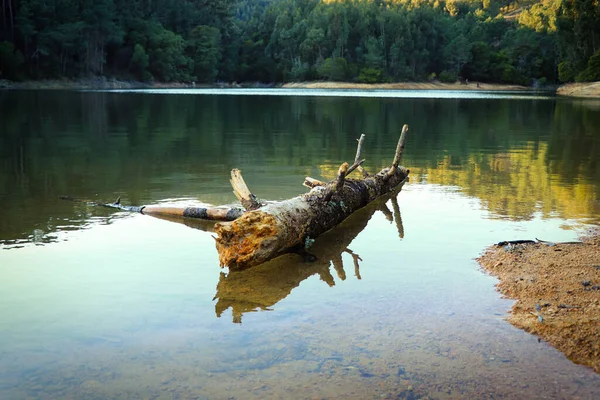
[353,134,369,177]
[215,127,410,270]
[304,134,367,188]
[230,169,263,211]
[387,124,409,179]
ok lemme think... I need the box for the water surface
[1,89,599,399]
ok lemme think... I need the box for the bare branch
[230,168,262,210]
[323,162,349,202]
[387,124,409,178]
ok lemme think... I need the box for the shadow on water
[212,188,406,323]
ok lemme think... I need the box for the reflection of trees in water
[212,191,405,324]
[1,92,599,243]
[417,139,599,222]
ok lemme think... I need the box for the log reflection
[213,188,406,323]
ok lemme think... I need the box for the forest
[0,0,599,85]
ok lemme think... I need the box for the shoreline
[556,82,600,98]
[477,232,600,374]
[3,78,600,98]
[1,78,532,92]
[282,81,531,91]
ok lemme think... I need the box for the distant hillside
[0,0,598,86]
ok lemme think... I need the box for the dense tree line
[0,0,599,85]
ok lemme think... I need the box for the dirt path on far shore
[477,232,600,374]
[283,81,529,91]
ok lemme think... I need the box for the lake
[1,89,599,399]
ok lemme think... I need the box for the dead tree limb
[230,169,263,210]
[303,177,326,189]
[142,205,244,221]
[304,134,367,189]
[142,169,259,220]
[386,124,409,179]
[215,127,410,270]
[353,134,369,178]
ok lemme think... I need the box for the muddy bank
[557,82,600,98]
[283,81,530,91]
[477,233,600,374]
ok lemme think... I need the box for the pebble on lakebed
[477,231,600,374]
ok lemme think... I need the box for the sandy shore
[557,82,600,98]
[5,78,600,98]
[283,81,530,91]
[477,232,600,374]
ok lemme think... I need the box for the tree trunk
[215,125,410,270]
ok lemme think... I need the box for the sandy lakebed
[477,232,600,374]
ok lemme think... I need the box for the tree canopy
[0,0,599,84]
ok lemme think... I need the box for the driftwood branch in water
[215,127,410,270]
[61,125,411,270]
[60,195,244,222]
[142,205,244,221]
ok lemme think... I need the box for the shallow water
[1,90,599,399]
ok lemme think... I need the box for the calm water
[1,89,599,399]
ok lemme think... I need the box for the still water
[1,89,599,399]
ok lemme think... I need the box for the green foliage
[358,68,383,84]
[289,59,311,82]
[556,0,600,81]
[0,42,25,80]
[317,58,348,81]
[558,61,575,83]
[146,23,192,82]
[188,26,222,82]
[0,0,587,85]
[518,2,558,32]
[438,70,457,83]
[577,50,600,82]
[443,34,471,75]
[130,44,150,81]
[536,77,548,87]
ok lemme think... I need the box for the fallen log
[60,124,410,270]
[215,124,410,270]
